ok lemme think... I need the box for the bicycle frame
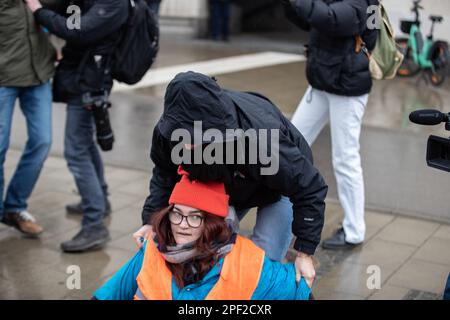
[408,24,433,68]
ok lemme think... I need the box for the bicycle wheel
[396,37,421,77]
[428,41,449,86]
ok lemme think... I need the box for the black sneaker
[61,224,110,253]
[321,227,362,250]
[66,200,112,217]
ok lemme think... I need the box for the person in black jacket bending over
[282,0,379,250]
[133,71,328,289]
[25,0,129,252]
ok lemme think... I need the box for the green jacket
[0,0,56,87]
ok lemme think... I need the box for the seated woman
[93,167,312,300]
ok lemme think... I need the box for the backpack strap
[355,35,372,58]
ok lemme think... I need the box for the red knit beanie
[168,166,229,218]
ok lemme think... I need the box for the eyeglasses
[168,210,204,228]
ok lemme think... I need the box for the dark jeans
[210,0,231,41]
[64,104,108,229]
[0,82,52,218]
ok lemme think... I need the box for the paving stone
[314,291,366,300]
[0,271,69,300]
[346,238,416,271]
[42,156,68,169]
[107,191,144,215]
[312,278,365,300]
[412,236,450,266]
[108,233,141,253]
[368,285,410,300]
[26,191,80,219]
[433,224,450,240]
[106,204,146,235]
[44,246,135,295]
[104,167,148,189]
[375,217,440,247]
[402,289,443,300]
[317,259,398,298]
[364,211,395,240]
[113,177,152,198]
[32,175,76,197]
[33,210,82,240]
[387,258,450,294]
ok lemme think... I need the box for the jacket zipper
[23,1,41,83]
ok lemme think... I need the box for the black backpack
[112,0,159,84]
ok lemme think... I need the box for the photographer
[25,0,129,252]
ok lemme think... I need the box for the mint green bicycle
[396,0,449,86]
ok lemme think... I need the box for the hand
[132,224,155,249]
[25,0,43,12]
[294,252,316,288]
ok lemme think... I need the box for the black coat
[34,0,129,105]
[284,0,379,96]
[142,71,328,255]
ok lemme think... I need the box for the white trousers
[291,86,369,244]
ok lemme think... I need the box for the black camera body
[410,109,450,172]
[81,90,114,151]
[427,135,450,172]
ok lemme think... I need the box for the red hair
[151,205,232,288]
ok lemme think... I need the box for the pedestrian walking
[282,0,379,249]
[0,0,56,237]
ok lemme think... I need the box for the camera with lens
[409,109,450,172]
[81,90,114,151]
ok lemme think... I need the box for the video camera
[409,109,450,172]
[81,90,115,151]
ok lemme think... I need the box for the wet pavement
[3,34,450,299]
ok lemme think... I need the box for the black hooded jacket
[142,72,328,255]
[34,0,129,105]
[283,0,379,96]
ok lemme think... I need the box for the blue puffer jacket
[93,242,312,300]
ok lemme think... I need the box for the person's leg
[65,141,110,216]
[221,0,231,41]
[328,93,369,244]
[290,86,330,146]
[4,82,52,213]
[63,105,105,229]
[210,1,221,40]
[251,196,294,261]
[0,87,19,219]
[89,138,109,204]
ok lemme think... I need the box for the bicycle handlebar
[412,0,424,11]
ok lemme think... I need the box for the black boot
[66,200,112,217]
[61,224,110,253]
[321,227,362,250]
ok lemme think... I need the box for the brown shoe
[2,211,44,237]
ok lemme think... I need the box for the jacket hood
[158,71,239,142]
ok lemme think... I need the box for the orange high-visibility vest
[134,235,265,300]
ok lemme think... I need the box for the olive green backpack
[357,3,404,80]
